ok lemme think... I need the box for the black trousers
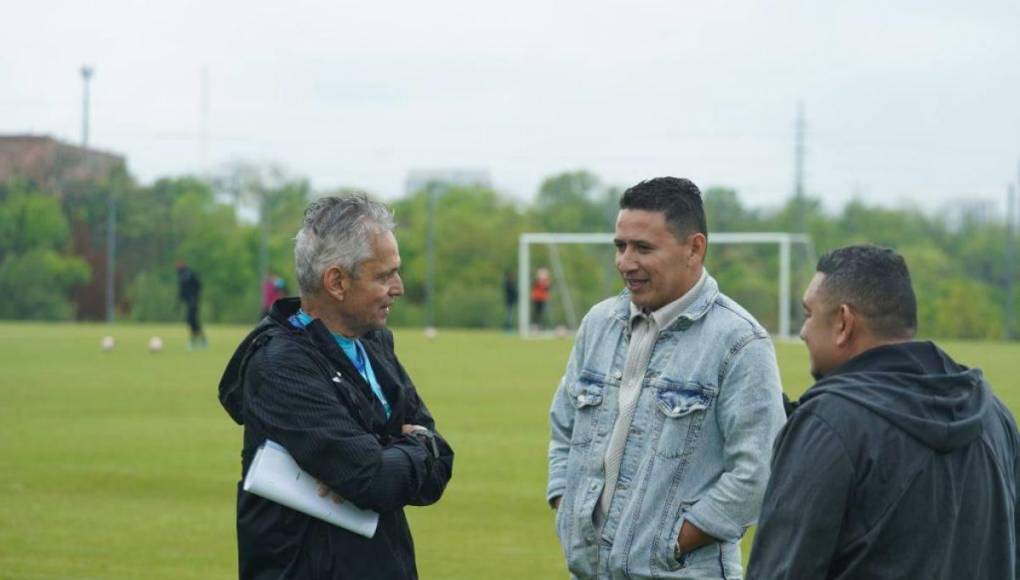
[185,299,202,334]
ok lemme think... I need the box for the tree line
[0,167,1013,339]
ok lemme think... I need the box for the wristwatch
[406,425,440,459]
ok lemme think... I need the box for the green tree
[533,170,611,232]
[704,187,759,233]
[0,180,90,319]
[123,175,261,324]
[390,186,525,327]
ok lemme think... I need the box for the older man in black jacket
[748,245,1020,580]
[219,194,454,580]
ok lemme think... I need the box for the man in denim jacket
[547,177,786,579]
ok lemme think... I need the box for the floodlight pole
[259,186,269,292]
[424,183,439,330]
[82,65,117,323]
[105,193,117,323]
[81,66,93,146]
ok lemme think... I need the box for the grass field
[2,322,1019,579]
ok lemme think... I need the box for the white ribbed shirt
[595,269,706,527]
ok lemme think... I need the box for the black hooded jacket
[218,298,454,580]
[748,341,1019,580]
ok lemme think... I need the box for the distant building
[0,134,128,321]
[0,134,125,192]
[404,169,492,196]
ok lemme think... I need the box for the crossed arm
[245,343,453,513]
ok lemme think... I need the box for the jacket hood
[218,297,302,425]
[801,341,990,453]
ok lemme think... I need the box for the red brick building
[0,135,128,319]
[0,135,125,191]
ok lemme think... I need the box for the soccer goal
[518,232,813,340]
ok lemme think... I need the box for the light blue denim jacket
[547,273,786,579]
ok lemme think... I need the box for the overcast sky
[3,0,1018,212]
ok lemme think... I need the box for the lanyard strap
[289,310,391,418]
[351,339,392,419]
[351,340,369,380]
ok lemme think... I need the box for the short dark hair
[619,177,707,240]
[816,245,917,338]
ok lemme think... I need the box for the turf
[0,323,1017,579]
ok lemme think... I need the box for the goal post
[518,232,813,340]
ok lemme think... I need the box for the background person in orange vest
[531,267,551,331]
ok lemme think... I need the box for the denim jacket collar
[611,270,720,337]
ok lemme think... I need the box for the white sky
[3,0,1018,212]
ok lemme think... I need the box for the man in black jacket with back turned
[219,194,454,580]
[747,245,1020,579]
[177,259,206,349]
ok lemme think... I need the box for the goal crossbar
[518,232,812,339]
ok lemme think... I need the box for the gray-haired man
[219,194,454,580]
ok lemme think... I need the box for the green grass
[1,323,1017,579]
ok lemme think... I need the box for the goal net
[518,232,813,340]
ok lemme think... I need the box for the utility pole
[788,102,808,332]
[793,102,806,233]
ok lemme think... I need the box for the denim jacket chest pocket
[567,370,618,446]
[650,377,718,458]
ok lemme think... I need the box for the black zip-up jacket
[748,341,1020,579]
[218,298,454,580]
[177,266,201,304]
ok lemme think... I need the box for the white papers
[243,440,379,538]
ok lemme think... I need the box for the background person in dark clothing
[218,194,454,580]
[503,270,517,332]
[747,245,1020,580]
[176,259,206,349]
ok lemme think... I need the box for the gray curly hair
[294,193,395,296]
